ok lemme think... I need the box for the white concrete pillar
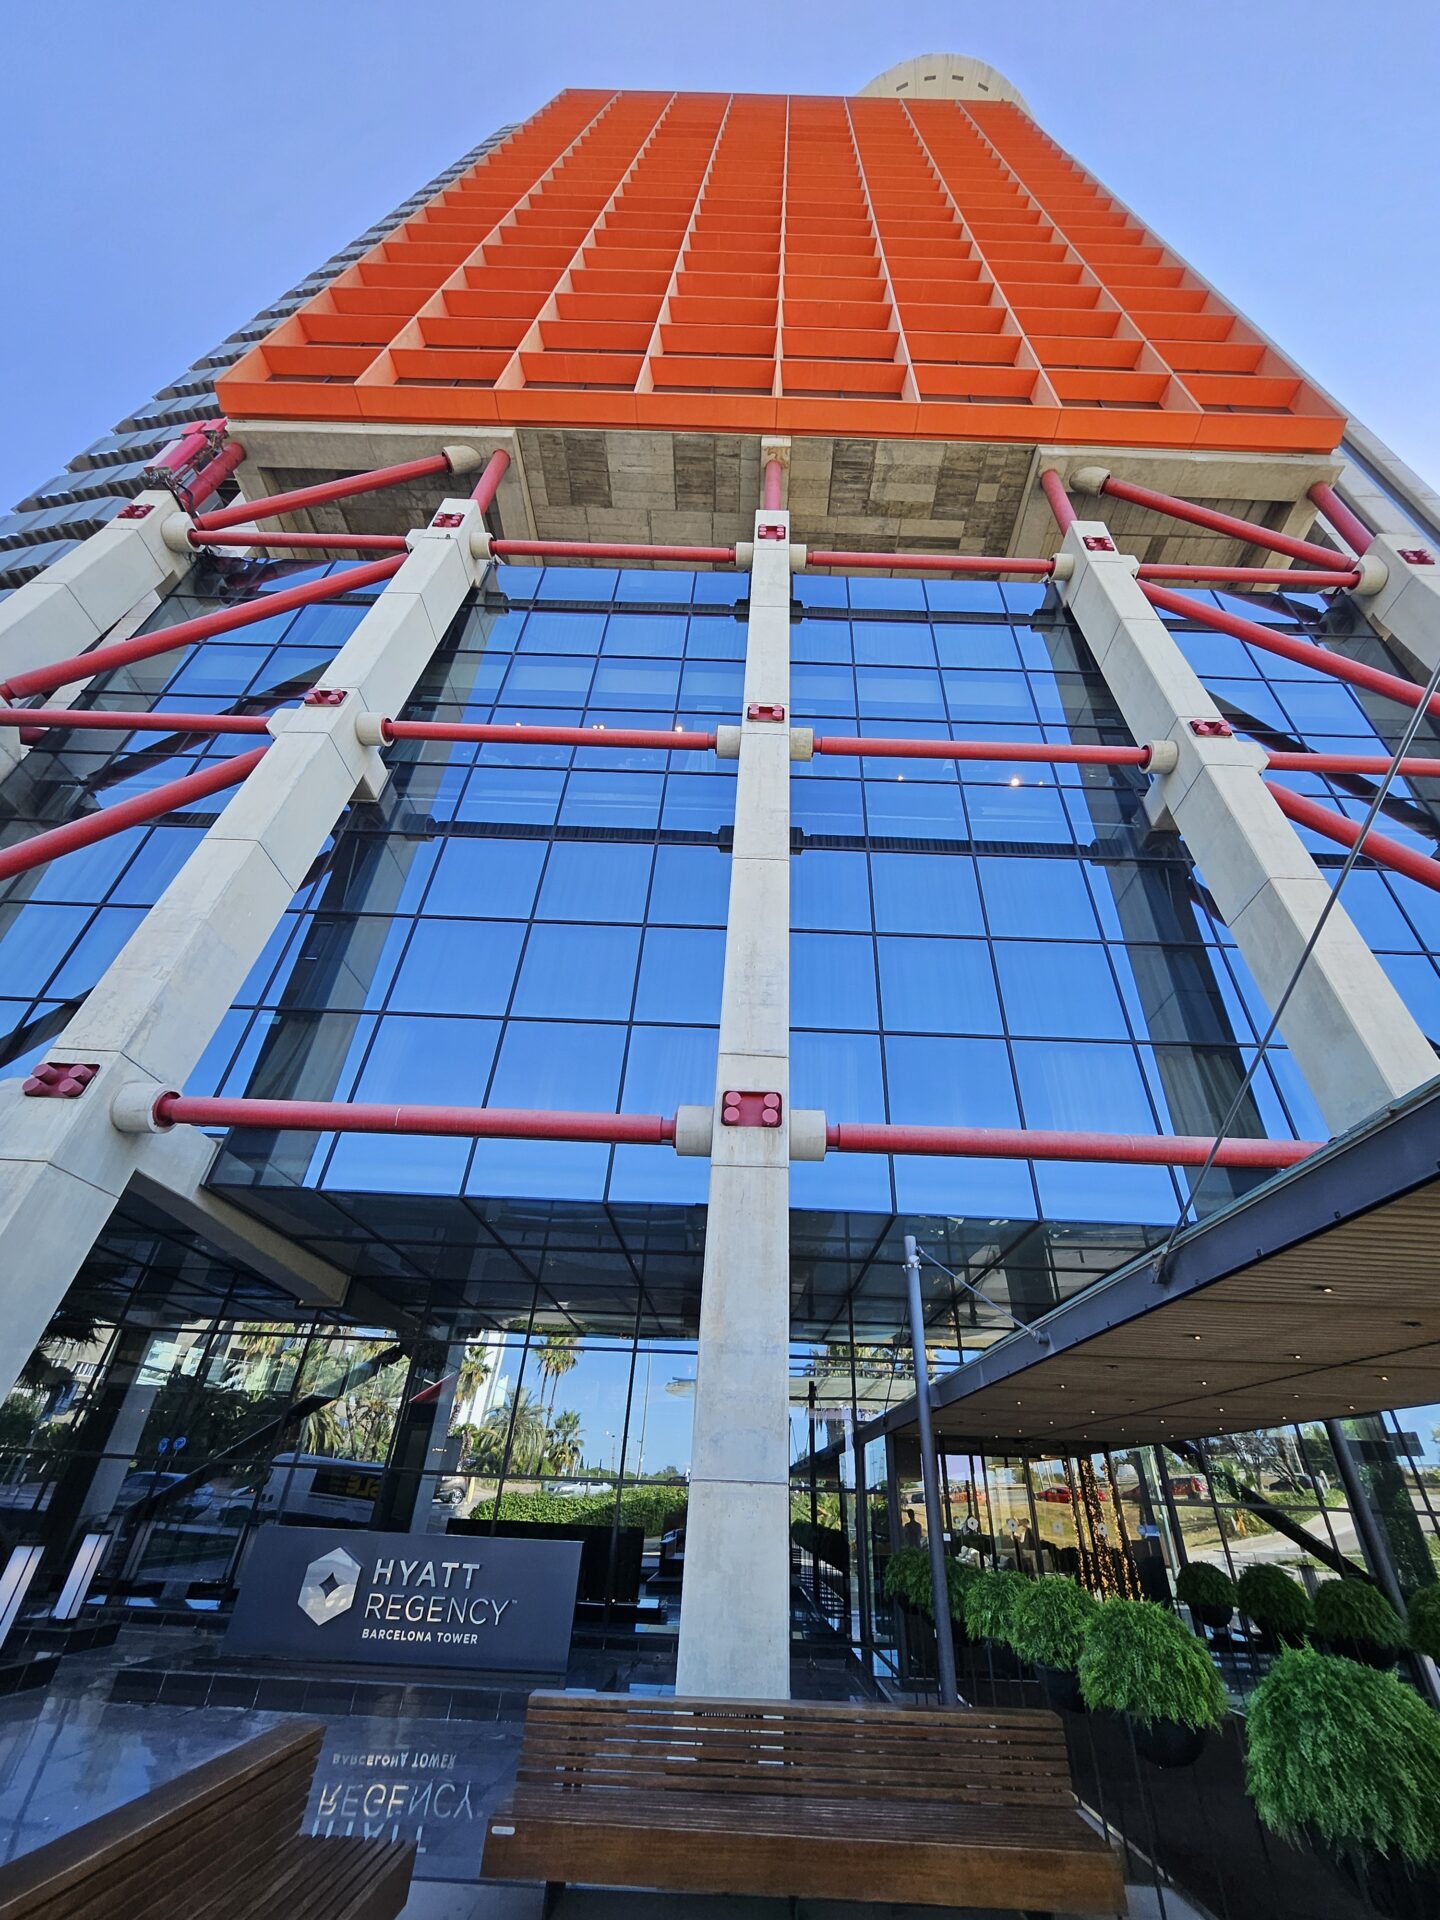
[1350,533,1440,684]
[0,503,490,1401]
[0,492,196,778]
[675,504,794,1700]
[1060,518,1434,1135]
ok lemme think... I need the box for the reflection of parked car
[113,1471,214,1517]
[1036,1486,1072,1503]
[243,1454,382,1527]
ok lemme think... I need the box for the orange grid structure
[219,90,1343,454]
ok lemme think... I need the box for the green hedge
[469,1488,687,1533]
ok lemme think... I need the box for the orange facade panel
[218,88,1344,455]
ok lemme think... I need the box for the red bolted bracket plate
[1188,718,1232,737]
[303,688,349,706]
[23,1062,100,1099]
[756,522,787,541]
[747,703,786,722]
[1399,548,1435,566]
[117,503,154,521]
[431,512,465,529]
[721,1090,783,1129]
[1082,534,1116,552]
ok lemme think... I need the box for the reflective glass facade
[4,543,1440,1633]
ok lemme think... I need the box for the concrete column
[0,492,196,779]
[1351,532,1440,683]
[675,501,794,1700]
[1059,517,1434,1135]
[0,503,489,1401]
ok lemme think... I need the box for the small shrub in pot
[962,1567,1029,1647]
[1078,1597,1226,1767]
[1405,1585,1440,1663]
[1236,1563,1313,1648]
[1175,1561,1238,1633]
[1246,1645,1440,1907]
[1008,1576,1096,1710]
[1313,1578,1407,1667]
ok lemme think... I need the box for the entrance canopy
[868,1073,1440,1453]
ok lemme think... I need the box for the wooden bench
[0,1721,414,1920]
[482,1691,1124,1914]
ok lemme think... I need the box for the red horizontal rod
[1141,582,1440,721]
[762,458,786,512]
[383,720,716,751]
[1265,750,1440,777]
[1040,468,1078,532]
[0,747,266,883]
[1136,563,1360,589]
[0,556,404,703]
[815,735,1149,766]
[194,451,464,533]
[1266,783,1440,895]
[1307,482,1374,558]
[1101,476,1342,570]
[191,531,410,553]
[825,1122,1318,1169]
[0,706,272,736]
[472,448,510,511]
[806,549,1055,575]
[491,539,736,565]
[154,1094,675,1145]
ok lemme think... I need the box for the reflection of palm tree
[546,1409,584,1476]
[454,1344,492,1420]
[466,1390,549,1478]
[536,1334,578,1411]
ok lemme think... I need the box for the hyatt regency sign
[226,1527,582,1672]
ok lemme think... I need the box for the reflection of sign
[226,1527,580,1671]
[307,1742,488,1878]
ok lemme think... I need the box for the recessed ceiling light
[1317,1286,1334,1294]
[1380,1375,1389,1382]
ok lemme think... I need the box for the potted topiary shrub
[1406,1585,1440,1664]
[1246,1645,1440,1917]
[1008,1575,1097,1712]
[1313,1578,1407,1668]
[962,1567,1029,1656]
[1078,1596,1227,1767]
[1237,1563,1313,1650]
[1175,1561,1238,1636]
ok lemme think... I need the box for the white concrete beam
[675,509,794,1701]
[1061,519,1435,1136]
[0,502,488,1400]
[0,492,196,779]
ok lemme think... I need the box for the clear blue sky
[1,0,1437,507]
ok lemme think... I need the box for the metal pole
[1324,1419,1408,1616]
[903,1234,960,1707]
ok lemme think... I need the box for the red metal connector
[721,1092,783,1129]
[746,704,786,723]
[1189,719,1233,738]
[22,1062,100,1100]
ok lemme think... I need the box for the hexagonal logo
[297,1546,362,1626]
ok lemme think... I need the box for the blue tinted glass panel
[995,942,1128,1038]
[878,937,1001,1034]
[390,919,525,1015]
[871,853,981,935]
[511,923,639,1019]
[792,933,879,1030]
[649,845,730,925]
[792,851,871,931]
[635,928,725,1022]
[537,842,652,924]
[425,838,546,918]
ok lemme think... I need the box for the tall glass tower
[1,57,1438,1714]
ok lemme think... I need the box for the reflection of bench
[483,1692,1124,1914]
[0,1722,414,1919]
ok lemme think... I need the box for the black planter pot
[1129,1714,1209,1768]
[1321,1634,1401,1669]
[1192,1602,1235,1635]
[1035,1663,1083,1712]
[1333,1842,1440,1920]
[1252,1622,1308,1654]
